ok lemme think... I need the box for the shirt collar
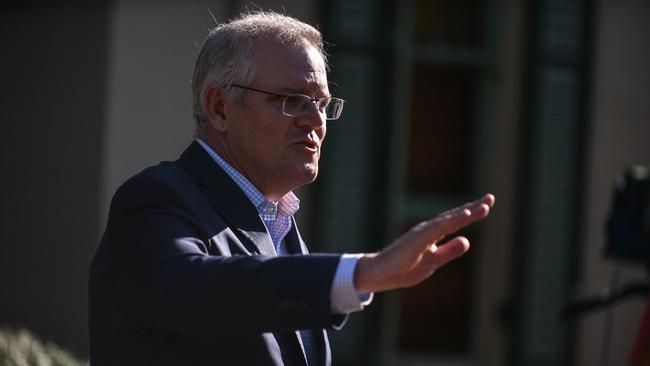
[195,138,300,217]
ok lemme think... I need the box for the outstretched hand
[354,194,495,293]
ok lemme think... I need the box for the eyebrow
[277,86,331,98]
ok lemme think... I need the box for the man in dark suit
[89,11,495,365]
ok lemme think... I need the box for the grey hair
[191,11,327,136]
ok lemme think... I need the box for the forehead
[251,37,328,93]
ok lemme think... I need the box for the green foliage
[0,328,86,366]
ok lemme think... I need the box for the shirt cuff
[330,254,374,314]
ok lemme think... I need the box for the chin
[297,163,319,184]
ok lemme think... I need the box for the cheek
[262,130,287,158]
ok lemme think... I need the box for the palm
[355,194,494,293]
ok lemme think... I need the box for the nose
[296,100,326,129]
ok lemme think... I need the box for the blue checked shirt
[196,139,372,314]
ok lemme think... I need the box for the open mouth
[295,140,318,152]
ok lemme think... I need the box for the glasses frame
[230,83,345,120]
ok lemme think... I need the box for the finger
[447,193,495,217]
[445,193,495,226]
[422,200,491,242]
[485,193,495,207]
[420,236,470,270]
[400,194,493,254]
[474,193,495,208]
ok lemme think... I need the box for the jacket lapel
[286,217,309,254]
[179,141,276,256]
[180,142,328,365]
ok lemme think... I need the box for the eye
[284,95,304,109]
[268,95,285,104]
[282,95,310,116]
[318,98,331,111]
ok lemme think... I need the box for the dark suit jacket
[89,142,346,365]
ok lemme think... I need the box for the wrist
[354,252,380,293]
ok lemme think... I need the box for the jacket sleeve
[90,171,344,337]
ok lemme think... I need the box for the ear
[204,84,229,133]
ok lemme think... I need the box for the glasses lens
[282,95,345,120]
[324,98,344,120]
[283,95,309,117]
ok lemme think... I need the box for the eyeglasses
[230,83,345,120]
